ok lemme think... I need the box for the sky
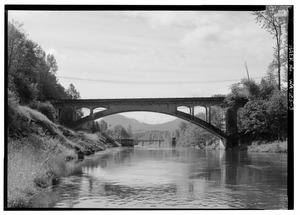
[8,9,275,124]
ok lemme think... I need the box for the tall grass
[7,104,116,208]
[7,135,76,208]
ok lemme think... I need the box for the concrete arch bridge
[51,97,240,149]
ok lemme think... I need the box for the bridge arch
[70,106,227,143]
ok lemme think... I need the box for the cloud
[180,23,221,46]
[120,11,200,28]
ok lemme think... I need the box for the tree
[126,125,133,138]
[66,83,80,99]
[46,54,58,74]
[99,120,108,133]
[266,91,287,140]
[111,125,130,139]
[179,122,188,134]
[91,121,101,133]
[7,21,26,77]
[253,6,289,91]
[240,100,269,139]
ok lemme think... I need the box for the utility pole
[244,61,250,81]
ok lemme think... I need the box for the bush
[7,90,30,137]
[7,90,20,129]
[13,74,38,104]
[29,101,57,122]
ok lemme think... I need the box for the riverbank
[6,105,121,208]
[231,140,287,153]
[205,139,287,153]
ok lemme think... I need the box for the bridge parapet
[51,97,226,109]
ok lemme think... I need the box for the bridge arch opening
[193,106,206,120]
[177,106,191,114]
[79,107,91,118]
[92,107,107,114]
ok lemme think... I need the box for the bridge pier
[90,109,94,118]
[190,107,194,116]
[225,107,239,148]
[56,108,61,121]
[72,106,78,121]
[205,106,212,123]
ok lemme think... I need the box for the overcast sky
[8,10,275,123]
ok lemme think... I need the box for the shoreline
[204,140,287,153]
[6,106,121,209]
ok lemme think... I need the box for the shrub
[7,90,20,133]
[29,101,57,122]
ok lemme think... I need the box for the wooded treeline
[7,21,81,135]
[174,6,290,148]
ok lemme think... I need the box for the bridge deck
[51,97,226,107]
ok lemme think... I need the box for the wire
[57,76,263,84]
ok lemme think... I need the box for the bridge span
[51,97,241,149]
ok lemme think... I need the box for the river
[30,146,288,209]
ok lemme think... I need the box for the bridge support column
[226,107,238,148]
[205,107,211,123]
[56,108,61,121]
[72,107,78,121]
[191,107,194,116]
[208,107,211,124]
[90,109,94,118]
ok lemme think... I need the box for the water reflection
[31,147,287,209]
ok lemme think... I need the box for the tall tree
[66,83,80,99]
[253,6,289,91]
[99,120,108,133]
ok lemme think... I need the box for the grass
[227,140,288,153]
[247,140,287,153]
[7,135,76,208]
[6,105,118,208]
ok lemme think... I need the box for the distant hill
[97,114,184,133]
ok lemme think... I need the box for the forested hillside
[7,21,81,128]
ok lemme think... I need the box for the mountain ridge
[97,114,183,133]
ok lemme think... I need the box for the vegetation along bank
[6,21,121,208]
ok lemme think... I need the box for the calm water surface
[32,147,287,209]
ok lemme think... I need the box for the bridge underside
[65,104,229,147]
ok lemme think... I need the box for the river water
[31,146,288,209]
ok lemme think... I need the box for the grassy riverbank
[6,105,120,208]
[232,140,287,153]
[201,138,287,153]
[205,139,287,153]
